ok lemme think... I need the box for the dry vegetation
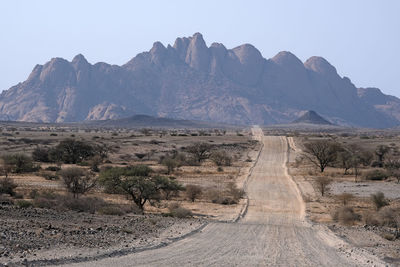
[286,130,400,263]
[0,124,258,264]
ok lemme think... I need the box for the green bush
[16,200,32,208]
[0,177,17,196]
[363,170,389,181]
[2,154,39,173]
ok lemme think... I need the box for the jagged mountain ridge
[0,33,399,128]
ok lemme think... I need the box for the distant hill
[0,33,399,128]
[292,110,332,125]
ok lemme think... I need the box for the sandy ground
[330,181,400,199]
[61,128,384,267]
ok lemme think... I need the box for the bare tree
[315,176,332,196]
[185,184,202,202]
[384,157,400,183]
[60,168,97,198]
[303,141,341,172]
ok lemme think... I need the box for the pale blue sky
[1,0,399,96]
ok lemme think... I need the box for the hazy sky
[1,0,399,96]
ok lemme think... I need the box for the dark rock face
[292,110,332,125]
[0,33,399,128]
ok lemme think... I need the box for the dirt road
[67,127,381,266]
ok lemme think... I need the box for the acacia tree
[186,143,212,163]
[99,165,182,212]
[303,141,341,172]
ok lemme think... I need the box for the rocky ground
[329,224,400,266]
[0,204,204,266]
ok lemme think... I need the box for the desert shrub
[98,205,126,216]
[154,176,184,200]
[371,192,389,210]
[40,171,59,180]
[50,133,58,136]
[331,207,361,225]
[168,203,192,218]
[161,157,180,174]
[314,177,332,196]
[16,200,32,209]
[363,170,389,181]
[59,168,97,198]
[210,150,232,166]
[0,177,17,196]
[363,211,380,226]
[337,193,354,206]
[185,143,213,163]
[45,166,61,171]
[62,196,106,213]
[217,167,224,172]
[377,207,398,227]
[29,189,39,199]
[2,154,39,173]
[32,147,51,162]
[228,182,244,201]
[359,150,374,166]
[14,193,23,199]
[185,184,202,202]
[135,153,146,160]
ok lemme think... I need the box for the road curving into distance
[68,126,381,267]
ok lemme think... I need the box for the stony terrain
[0,33,399,128]
[0,204,204,266]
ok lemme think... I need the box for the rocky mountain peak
[185,32,210,71]
[271,51,305,72]
[304,56,337,76]
[232,44,263,65]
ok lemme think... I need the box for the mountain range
[0,32,399,128]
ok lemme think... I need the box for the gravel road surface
[65,127,382,267]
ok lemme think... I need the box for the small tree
[337,150,352,175]
[315,176,332,196]
[51,139,95,164]
[303,141,340,172]
[161,157,179,175]
[371,192,389,210]
[384,158,400,183]
[121,176,159,212]
[186,143,212,163]
[32,147,51,162]
[375,145,390,167]
[185,184,202,202]
[2,154,38,173]
[59,168,97,198]
[154,176,184,200]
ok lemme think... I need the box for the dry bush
[206,189,237,205]
[227,182,244,202]
[331,206,361,225]
[314,177,332,196]
[210,150,232,166]
[168,203,192,218]
[337,193,354,206]
[371,192,389,210]
[377,207,398,227]
[363,211,380,226]
[363,169,389,181]
[185,184,202,202]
